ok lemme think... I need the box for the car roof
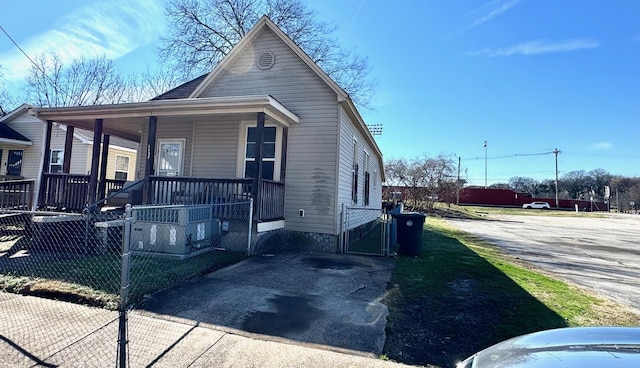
[464,327,640,368]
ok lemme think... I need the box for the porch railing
[147,176,253,205]
[259,179,285,221]
[0,179,35,210]
[40,173,91,211]
[147,176,285,221]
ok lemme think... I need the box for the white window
[352,139,358,203]
[50,149,63,173]
[156,139,185,176]
[237,122,282,181]
[115,155,129,181]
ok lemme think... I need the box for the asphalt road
[446,213,640,312]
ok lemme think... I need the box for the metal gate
[340,205,390,256]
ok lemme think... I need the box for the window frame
[351,139,358,204]
[49,149,64,173]
[363,150,370,206]
[236,121,282,181]
[7,149,23,176]
[156,138,186,177]
[114,154,130,181]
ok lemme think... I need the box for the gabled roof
[190,16,349,101]
[187,15,384,178]
[0,122,32,146]
[151,74,208,101]
[0,104,33,146]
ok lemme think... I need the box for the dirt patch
[383,281,504,368]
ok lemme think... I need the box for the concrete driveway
[136,252,394,355]
[447,213,640,312]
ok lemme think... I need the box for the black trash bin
[393,212,426,256]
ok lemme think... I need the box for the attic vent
[257,51,275,70]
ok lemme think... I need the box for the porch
[37,173,285,222]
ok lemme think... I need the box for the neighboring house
[33,15,384,252]
[0,104,138,209]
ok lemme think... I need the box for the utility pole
[483,140,488,188]
[553,148,560,208]
[457,156,461,205]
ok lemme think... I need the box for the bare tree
[0,65,17,114]
[159,0,376,109]
[123,67,188,102]
[384,154,456,210]
[24,54,129,107]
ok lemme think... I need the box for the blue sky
[1,0,639,185]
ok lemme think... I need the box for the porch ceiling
[31,96,300,142]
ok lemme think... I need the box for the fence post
[117,204,133,368]
[247,198,253,256]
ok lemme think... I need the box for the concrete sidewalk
[1,292,409,367]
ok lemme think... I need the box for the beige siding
[49,125,91,175]
[191,120,240,178]
[201,28,339,235]
[1,114,45,180]
[337,106,383,230]
[102,146,138,180]
[137,118,195,178]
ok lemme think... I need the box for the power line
[462,150,555,161]
[0,24,74,103]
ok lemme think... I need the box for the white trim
[49,149,64,173]
[236,121,282,181]
[257,219,285,232]
[0,138,32,146]
[114,154,130,180]
[35,95,300,126]
[189,16,348,101]
[156,138,186,176]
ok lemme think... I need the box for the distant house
[31,15,384,252]
[0,104,138,209]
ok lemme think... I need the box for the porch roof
[0,122,32,146]
[31,95,300,142]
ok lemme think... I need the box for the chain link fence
[0,200,251,367]
[340,206,390,256]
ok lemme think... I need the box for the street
[446,213,640,312]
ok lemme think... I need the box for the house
[31,15,384,253]
[0,104,138,210]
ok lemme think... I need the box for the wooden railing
[41,173,90,211]
[147,176,253,205]
[105,179,127,194]
[147,176,285,221]
[0,179,35,210]
[259,179,285,221]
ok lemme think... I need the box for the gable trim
[189,16,348,101]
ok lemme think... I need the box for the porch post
[97,134,110,201]
[62,125,74,173]
[252,112,265,219]
[280,126,288,182]
[143,116,157,204]
[88,119,103,206]
[37,120,53,207]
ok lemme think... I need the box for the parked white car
[457,327,640,368]
[522,201,550,209]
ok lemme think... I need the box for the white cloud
[445,0,521,39]
[468,0,521,28]
[0,0,164,82]
[589,142,613,150]
[470,39,600,57]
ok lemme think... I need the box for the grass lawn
[383,218,640,368]
[0,247,247,310]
